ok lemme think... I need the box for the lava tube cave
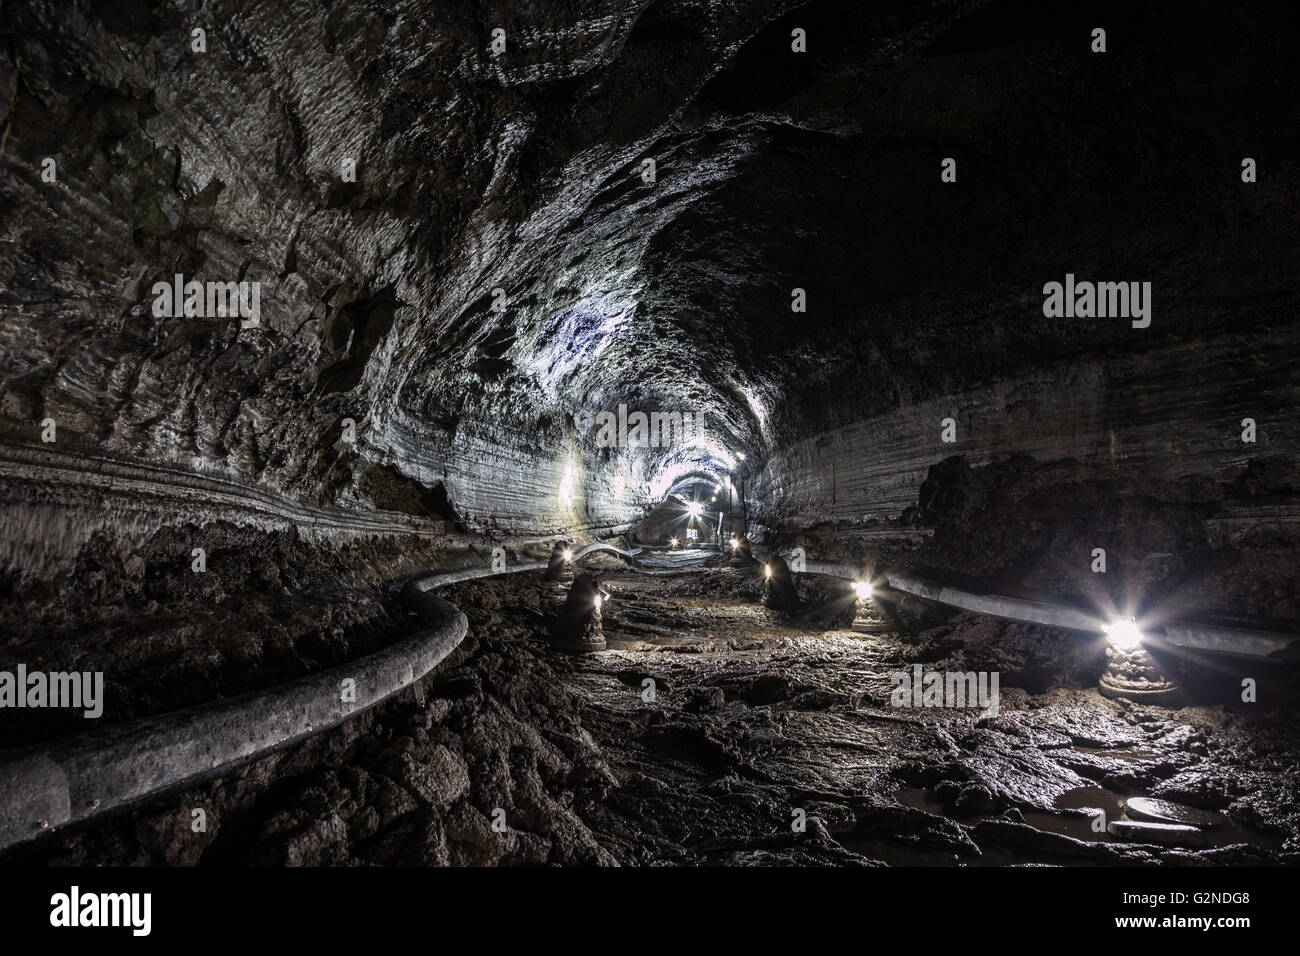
[0,0,1297,939]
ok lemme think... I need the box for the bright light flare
[853,581,872,600]
[764,564,771,578]
[669,537,679,548]
[686,500,703,518]
[562,549,573,562]
[1105,616,1143,650]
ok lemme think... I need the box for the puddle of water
[1053,785,1121,812]
[893,786,948,815]
[1011,786,1122,842]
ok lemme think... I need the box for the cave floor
[419,552,1300,866]
[9,553,1299,867]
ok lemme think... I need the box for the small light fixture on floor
[762,554,800,611]
[851,580,890,633]
[1098,616,1181,704]
[729,534,756,566]
[549,572,606,653]
[546,540,573,582]
[1104,616,1142,650]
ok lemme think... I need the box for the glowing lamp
[1105,616,1142,650]
[764,564,771,578]
[562,549,573,562]
[853,581,872,600]
[687,501,703,518]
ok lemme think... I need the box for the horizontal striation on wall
[755,333,1297,531]
[0,442,449,580]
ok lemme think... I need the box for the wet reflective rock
[1107,819,1207,848]
[1124,796,1226,829]
[1099,644,1182,706]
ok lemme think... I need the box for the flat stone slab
[1108,819,1206,847]
[1124,796,1225,828]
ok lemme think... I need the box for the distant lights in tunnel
[1104,616,1143,650]
[669,537,679,549]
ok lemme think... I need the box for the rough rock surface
[7,2,1294,558]
[0,1,1296,867]
[7,563,1297,866]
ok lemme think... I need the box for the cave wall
[3,0,1298,602]
[0,0,811,578]
[754,328,1298,529]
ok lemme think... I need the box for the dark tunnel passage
[1,0,1299,889]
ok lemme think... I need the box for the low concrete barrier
[1162,622,1295,658]
[574,542,641,563]
[884,571,1104,633]
[0,593,466,853]
[797,560,1295,658]
[0,541,640,852]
